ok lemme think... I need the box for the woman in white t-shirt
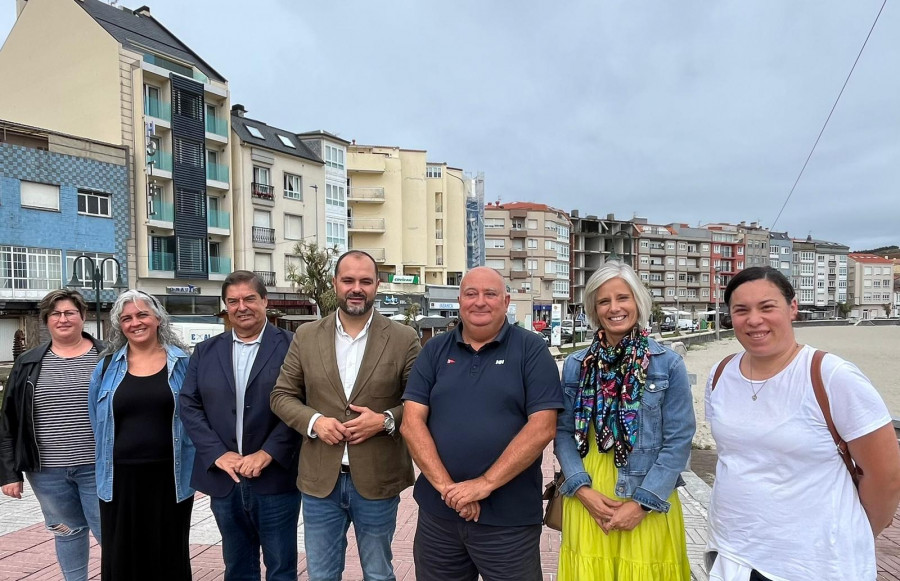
[705,266,900,581]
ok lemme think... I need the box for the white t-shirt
[704,345,891,580]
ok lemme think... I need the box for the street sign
[576,312,586,323]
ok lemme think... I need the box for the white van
[170,318,225,350]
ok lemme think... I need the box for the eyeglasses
[49,310,81,321]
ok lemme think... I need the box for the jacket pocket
[636,379,667,450]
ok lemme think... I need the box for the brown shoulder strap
[810,349,860,484]
[711,353,738,391]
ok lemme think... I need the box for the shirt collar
[233,323,265,346]
[335,309,375,339]
[453,319,510,347]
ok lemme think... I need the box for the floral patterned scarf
[573,327,651,467]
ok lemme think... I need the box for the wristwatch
[383,412,395,434]
[638,502,652,512]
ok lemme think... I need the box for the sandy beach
[684,325,900,448]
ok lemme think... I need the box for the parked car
[541,325,573,344]
[532,328,550,345]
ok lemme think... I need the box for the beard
[338,293,374,317]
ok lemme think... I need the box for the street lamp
[66,255,127,339]
[714,266,722,341]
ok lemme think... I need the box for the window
[526,219,538,230]
[277,135,296,148]
[253,166,271,185]
[701,243,710,252]
[544,260,555,274]
[666,272,675,281]
[426,165,442,178]
[145,85,163,117]
[326,184,346,208]
[737,246,744,255]
[780,261,790,270]
[20,181,59,211]
[484,218,504,229]
[254,253,273,273]
[325,145,345,170]
[737,261,744,269]
[527,259,538,271]
[701,288,710,297]
[0,245,62,290]
[666,288,675,297]
[245,124,264,139]
[485,259,505,269]
[172,88,202,120]
[173,138,204,167]
[782,247,790,254]
[65,252,118,288]
[284,214,303,240]
[640,256,649,265]
[77,190,111,217]
[176,236,206,274]
[485,238,505,249]
[667,241,675,250]
[640,240,649,249]
[527,239,537,249]
[545,240,556,251]
[284,173,302,200]
[326,220,346,249]
[284,254,303,280]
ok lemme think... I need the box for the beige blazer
[271,310,420,499]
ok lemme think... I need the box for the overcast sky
[2,0,897,250]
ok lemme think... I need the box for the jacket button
[345,410,352,416]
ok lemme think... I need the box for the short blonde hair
[582,261,652,332]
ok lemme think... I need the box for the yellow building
[347,145,467,316]
[0,0,233,316]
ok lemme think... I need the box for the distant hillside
[853,245,900,258]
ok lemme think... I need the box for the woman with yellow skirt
[555,261,694,580]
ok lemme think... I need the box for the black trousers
[413,509,542,581]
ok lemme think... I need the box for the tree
[643,282,665,331]
[837,301,854,318]
[883,303,893,319]
[403,303,422,337]
[285,241,339,317]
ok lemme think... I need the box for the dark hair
[39,289,88,324]
[724,266,795,306]
[334,250,378,278]
[222,270,267,300]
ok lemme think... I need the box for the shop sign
[167,285,201,295]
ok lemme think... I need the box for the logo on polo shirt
[495,359,505,365]
[447,358,456,364]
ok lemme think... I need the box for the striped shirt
[33,347,99,468]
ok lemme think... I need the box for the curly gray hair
[102,290,188,355]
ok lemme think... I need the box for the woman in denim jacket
[555,261,695,580]
[88,290,195,581]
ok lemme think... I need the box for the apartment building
[738,222,769,269]
[0,0,233,317]
[483,202,570,324]
[569,212,635,311]
[633,220,712,314]
[769,231,793,279]
[847,254,894,319]
[346,145,467,316]
[0,120,130,357]
[791,236,849,316]
[229,106,334,320]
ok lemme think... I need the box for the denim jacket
[554,338,695,512]
[88,344,195,502]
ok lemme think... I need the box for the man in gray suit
[271,250,421,581]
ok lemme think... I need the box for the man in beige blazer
[271,250,421,581]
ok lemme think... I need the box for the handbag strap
[810,350,861,483]
[710,353,737,390]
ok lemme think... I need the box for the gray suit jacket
[270,310,420,499]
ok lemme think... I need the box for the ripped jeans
[26,465,102,581]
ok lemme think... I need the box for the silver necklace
[746,344,801,401]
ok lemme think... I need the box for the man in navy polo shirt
[401,267,562,581]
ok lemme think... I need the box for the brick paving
[2,449,899,580]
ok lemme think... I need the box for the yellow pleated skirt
[557,442,691,581]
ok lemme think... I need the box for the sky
[1,0,897,251]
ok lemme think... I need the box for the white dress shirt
[232,325,265,455]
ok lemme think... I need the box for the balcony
[649,247,665,255]
[143,53,209,84]
[348,217,386,232]
[254,270,276,286]
[649,263,666,271]
[348,187,385,203]
[144,96,171,122]
[252,227,275,247]
[510,209,528,219]
[648,280,665,287]
[207,209,230,232]
[352,247,385,262]
[149,251,174,272]
[209,256,231,277]
[147,151,172,174]
[510,229,527,239]
[347,153,385,173]
[148,201,174,224]
[205,115,228,138]
[207,162,229,186]
[510,270,528,280]
[251,182,275,205]
[510,250,528,259]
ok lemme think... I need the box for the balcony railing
[348,217,386,230]
[149,251,174,271]
[143,53,209,84]
[347,187,385,202]
[147,151,172,172]
[252,226,275,244]
[207,210,230,230]
[206,162,229,183]
[254,270,276,286]
[252,182,275,200]
[205,115,228,137]
[209,256,232,275]
[148,201,174,222]
[144,96,171,121]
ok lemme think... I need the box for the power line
[770,0,887,231]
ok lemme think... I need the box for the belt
[340,464,351,474]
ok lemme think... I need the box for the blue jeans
[209,479,301,581]
[26,464,102,581]
[302,473,400,581]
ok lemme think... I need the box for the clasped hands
[215,449,273,483]
[575,486,647,534]
[440,476,494,523]
[313,404,385,446]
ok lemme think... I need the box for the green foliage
[285,241,339,317]
[837,301,853,318]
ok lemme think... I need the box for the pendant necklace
[746,343,801,401]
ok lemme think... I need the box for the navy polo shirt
[403,321,563,526]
